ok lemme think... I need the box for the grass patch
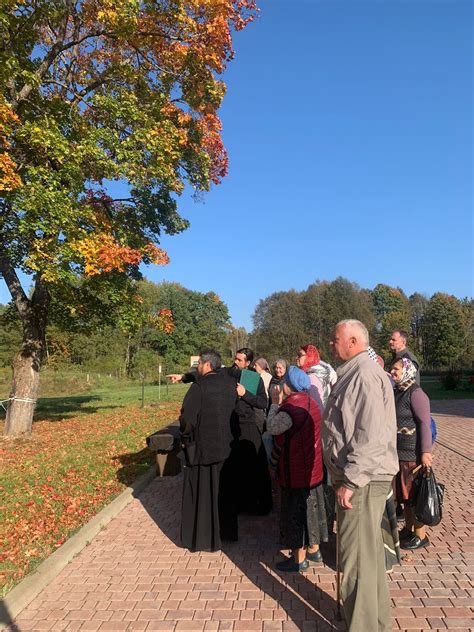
[421,377,474,400]
[0,380,188,597]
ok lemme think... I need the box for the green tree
[251,290,306,361]
[226,325,249,363]
[251,278,375,364]
[459,298,474,369]
[371,283,411,357]
[0,1,256,435]
[409,292,429,359]
[303,278,375,358]
[422,293,466,368]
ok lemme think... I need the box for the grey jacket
[322,351,399,489]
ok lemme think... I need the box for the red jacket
[276,391,323,489]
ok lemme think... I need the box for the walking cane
[336,509,342,621]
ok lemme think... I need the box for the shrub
[441,371,461,390]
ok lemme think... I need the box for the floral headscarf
[393,357,417,391]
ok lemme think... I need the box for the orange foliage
[0,102,21,191]
[72,234,169,275]
[152,308,175,333]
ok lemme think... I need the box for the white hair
[336,319,370,345]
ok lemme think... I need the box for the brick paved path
[6,401,474,632]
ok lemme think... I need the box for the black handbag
[412,467,445,527]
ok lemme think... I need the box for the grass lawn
[420,377,474,400]
[0,381,188,597]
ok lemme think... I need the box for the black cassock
[180,368,272,550]
[179,370,237,552]
[226,369,273,519]
[181,461,223,552]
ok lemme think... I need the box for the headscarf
[393,357,417,391]
[284,366,311,392]
[299,344,320,372]
[255,357,270,372]
[367,346,378,363]
[367,345,385,369]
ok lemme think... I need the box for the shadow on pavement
[0,601,21,632]
[137,474,345,631]
[431,399,474,418]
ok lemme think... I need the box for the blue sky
[1,0,472,330]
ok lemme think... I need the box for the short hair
[391,329,408,344]
[336,319,369,346]
[199,348,222,371]
[236,347,254,363]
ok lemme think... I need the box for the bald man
[322,319,399,632]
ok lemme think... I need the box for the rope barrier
[0,396,38,412]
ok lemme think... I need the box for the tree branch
[13,29,113,107]
[0,255,30,319]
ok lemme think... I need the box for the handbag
[411,467,445,526]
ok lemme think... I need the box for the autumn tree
[130,279,232,371]
[0,0,257,435]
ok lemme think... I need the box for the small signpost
[158,364,162,401]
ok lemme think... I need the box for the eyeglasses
[297,353,306,358]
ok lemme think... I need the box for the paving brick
[230,619,264,632]
[147,622,176,631]
[6,406,473,632]
[396,618,429,629]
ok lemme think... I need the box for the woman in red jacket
[267,365,328,572]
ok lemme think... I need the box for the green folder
[239,369,260,396]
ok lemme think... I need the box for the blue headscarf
[284,365,311,392]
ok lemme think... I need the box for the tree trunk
[0,260,50,436]
[4,343,43,435]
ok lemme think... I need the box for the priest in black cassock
[179,348,237,552]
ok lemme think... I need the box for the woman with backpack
[391,357,433,550]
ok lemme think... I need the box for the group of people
[169,323,433,632]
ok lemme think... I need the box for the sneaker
[400,535,430,550]
[276,557,309,572]
[306,550,323,564]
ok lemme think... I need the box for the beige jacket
[322,351,399,489]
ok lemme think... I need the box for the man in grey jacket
[322,319,399,632]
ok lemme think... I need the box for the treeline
[250,278,473,370]
[0,279,248,378]
[1,277,472,378]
